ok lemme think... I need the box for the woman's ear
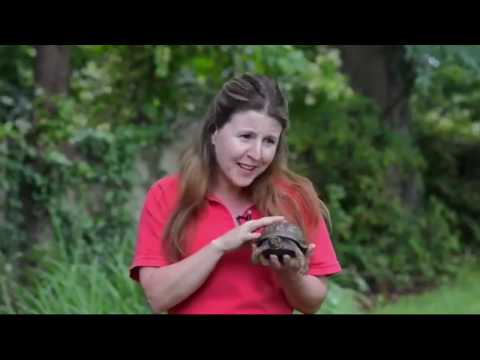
[211,130,218,146]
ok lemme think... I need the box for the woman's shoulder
[149,173,181,197]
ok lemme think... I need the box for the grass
[317,263,480,315]
[317,281,364,314]
[314,257,480,315]
[371,263,480,314]
[0,230,151,314]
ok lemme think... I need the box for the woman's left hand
[253,243,316,275]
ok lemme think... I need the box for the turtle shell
[254,222,308,263]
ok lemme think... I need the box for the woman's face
[211,110,283,192]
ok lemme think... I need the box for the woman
[130,74,341,314]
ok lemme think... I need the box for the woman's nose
[248,141,263,161]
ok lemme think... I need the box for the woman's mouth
[238,163,257,172]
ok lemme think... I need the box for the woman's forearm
[140,242,224,313]
[275,273,328,314]
[140,216,285,313]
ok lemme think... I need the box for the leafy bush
[0,227,149,314]
[412,62,480,251]
[285,53,462,295]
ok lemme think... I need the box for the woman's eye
[265,138,276,145]
[240,134,252,139]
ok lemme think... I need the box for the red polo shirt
[130,175,341,314]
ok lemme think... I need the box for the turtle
[251,222,309,266]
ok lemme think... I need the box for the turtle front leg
[251,242,264,265]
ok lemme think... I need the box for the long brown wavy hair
[163,74,330,262]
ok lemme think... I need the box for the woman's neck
[210,178,252,206]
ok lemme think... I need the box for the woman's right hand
[211,216,285,253]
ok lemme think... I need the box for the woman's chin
[230,175,256,189]
[233,179,254,188]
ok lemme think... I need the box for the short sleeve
[306,216,342,277]
[129,180,175,282]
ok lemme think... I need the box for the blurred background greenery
[0,45,478,314]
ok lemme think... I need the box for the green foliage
[412,60,480,250]
[0,228,149,314]
[1,98,141,246]
[0,46,169,300]
[406,45,480,90]
[372,258,480,314]
[0,45,34,89]
[284,49,461,294]
[316,281,364,314]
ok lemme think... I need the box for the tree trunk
[34,45,71,96]
[337,45,422,210]
[21,46,71,243]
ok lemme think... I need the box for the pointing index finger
[248,216,285,231]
